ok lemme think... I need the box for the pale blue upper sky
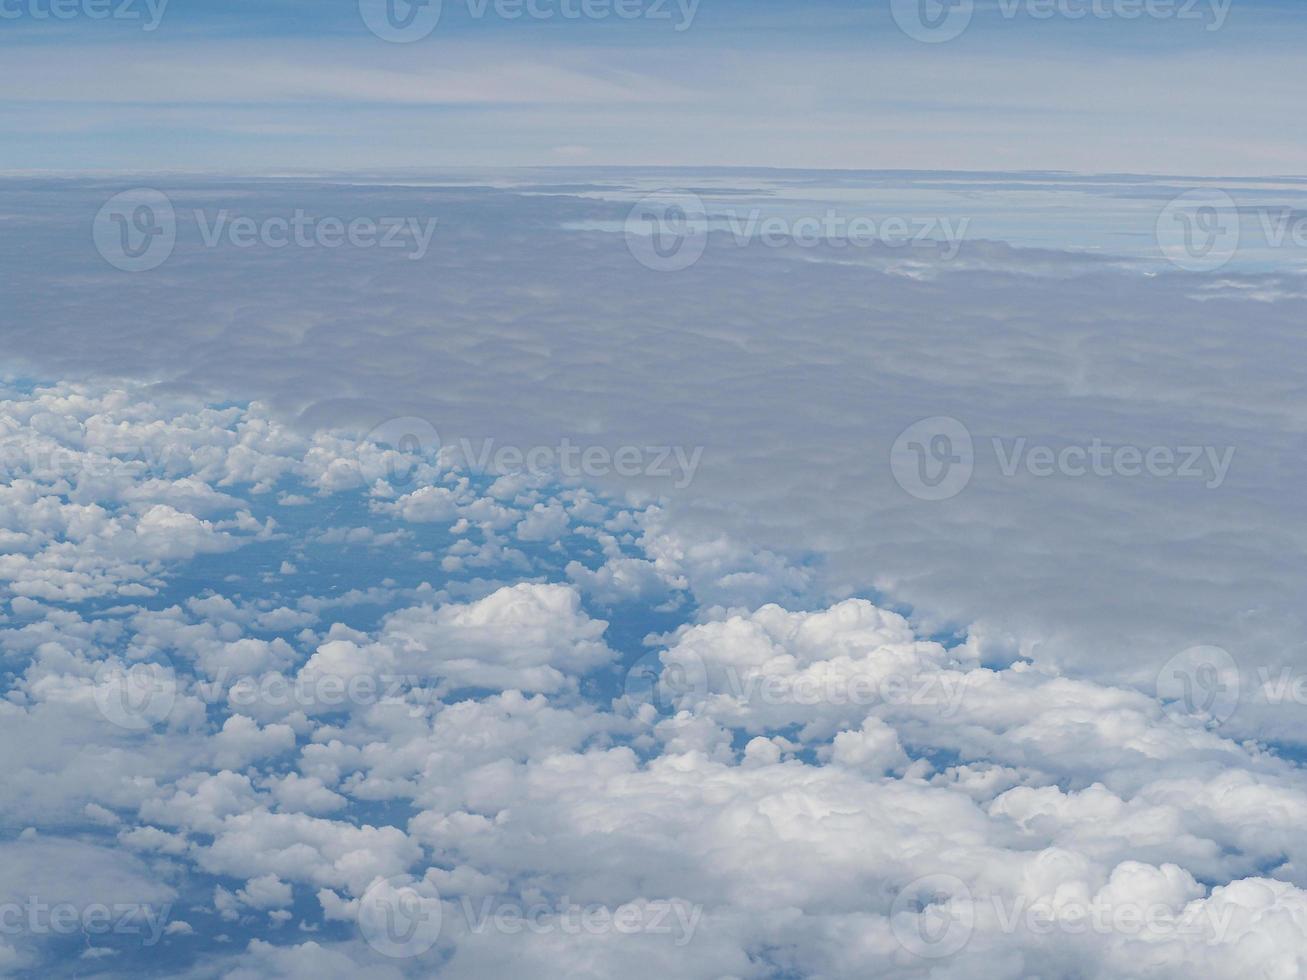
[2,0,1305,174]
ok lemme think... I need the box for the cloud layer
[1,379,1306,976]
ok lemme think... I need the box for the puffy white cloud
[211,715,297,770]
[236,874,295,911]
[2,377,1307,977]
[374,583,614,693]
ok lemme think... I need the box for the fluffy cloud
[1,379,1306,978]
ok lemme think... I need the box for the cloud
[0,291,1305,976]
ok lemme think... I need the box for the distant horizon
[6,167,1307,182]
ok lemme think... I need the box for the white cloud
[0,375,1305,976]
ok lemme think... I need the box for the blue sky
[2,0,1306,174]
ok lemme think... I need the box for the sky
[2,0,1307,174]
[4,3,1307,979]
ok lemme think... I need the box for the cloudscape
[2,2,1307,978]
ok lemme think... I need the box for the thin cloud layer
[3,174,1304,741]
